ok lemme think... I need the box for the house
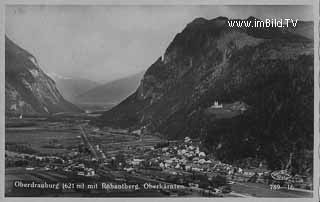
[44,167,51,171]
[85,168,95,176]
[180,149,187,154]
[77,171,85,176]
[124,167,134,172]
[211,101,223,109]
[230,101,248,112]
[199,152,206,158]
[188,146,195,150]
[164,159,173,164]
[184,137,191,143]
[193,157,200,162]
[192,167,203,172]
[162,147,169,152]
[205,160,212,164]
[131,159,144,166]
[199,159,206,164]
[185,165,191,171]
[242,169,256,177]
[195,147,200,154]
[63,167,71,172]
[36,156,44,161]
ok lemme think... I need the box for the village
[5,99,314,197]
[5,122,312,197]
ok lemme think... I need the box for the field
[5,115,169,197]
[88,133,162,155]
[5,117,84,154]
[5,114,313,198]
[6,128,81,154]
[75,102,116,113]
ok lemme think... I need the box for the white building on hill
[211,101,223,109]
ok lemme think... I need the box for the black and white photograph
[3,3,316,198]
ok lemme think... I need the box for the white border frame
[0,1,318,202]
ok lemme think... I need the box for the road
[79,126,313,198]
[79,125,99,159]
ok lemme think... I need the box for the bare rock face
[97,17,313,174]
[5,36,82,115]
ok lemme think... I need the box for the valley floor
[5,114,313,198]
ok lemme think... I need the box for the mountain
[76,71,144,104]
[96,17,313,174]
[285,21,313,40]
[5,36,83,115]
[49,73,100,102]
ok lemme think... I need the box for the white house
[184,137,191,143]
[199,152,206,158]
[211,101,223,109]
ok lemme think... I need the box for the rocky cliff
[5,36,82,115]
[97,17,313,174]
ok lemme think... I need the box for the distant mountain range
[5,36,82,115]
[49,73,101,103]
[96,17,313,175]
[75,71,144,104]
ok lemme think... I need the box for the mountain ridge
[76,71,144,104]
[96,16,313,174]
[49,73,101,102]
[5,36,83,115]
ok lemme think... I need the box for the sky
[5,5,313,83]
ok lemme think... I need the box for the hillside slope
[96,17,313,174]
[5,36,82,115]
[76,71,144,104]
[49,73,100,102]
